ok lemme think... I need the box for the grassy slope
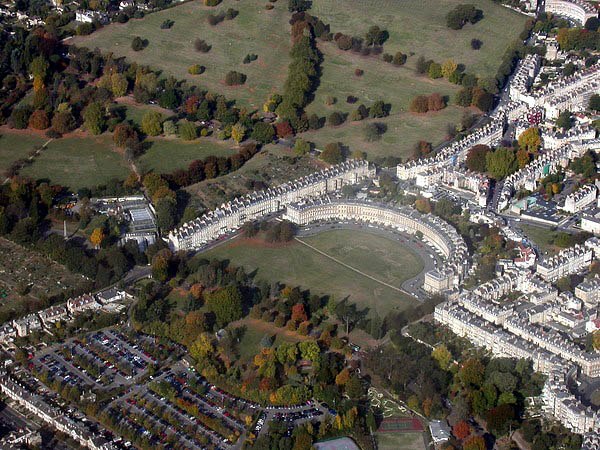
[0,131,47,174]
[138,137,237,174]
[70,0,292,109]
[203,229,423,318]
[20,135,130,190]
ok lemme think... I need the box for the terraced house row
[168,160,375,251]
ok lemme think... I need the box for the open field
[519,223,561,256]
[0,130,47,174]
[202,229,423,317]
[309,0,527,80]
[138,137,237,174]
[375,431,426,450]
[70,0,292,109]
[234,317,307,360]
[299,108,463,161]
[20,135,130,190]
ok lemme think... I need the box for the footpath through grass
[202,229,423,318]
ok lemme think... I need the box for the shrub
[409,95,429,113]
[194,39,211,53]
[471,38,482,50]
[203,0,221,5]
[225,71,246,86]
[224,8,238,19]
[363,122,387,141]
[28,110,50,130]
[178,121,198,140]
[116,13,129,23]
[327,111,344,126]
[243,53,258,64]
[321,142,344,164]
[393,52,407,65]
[188,64,205,75]
[346,95,358,104]
[265,4,274,9]
[427,93,446,111]
[160,19,174,29]
[428,62,442,79]
[207,12,225,25]
[382,53,393,63]
[354,68,364,76]
[131,36,147,51]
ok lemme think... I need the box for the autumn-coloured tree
[516,148,530,169]
[184,95,200,115]
[409,95,429,113]
[113,124,137,148]
[459,358,485,387]
[415,198,432,214]
[518,127,542,154]
[466,144,491,172]
[431,344,452,370]
[89,227,105,248]
[463,435,485,450]
[291,303,308,323]
[427,93,446,111]
[190,283,204,300]
[453,420,471,440]
[231,123,246,144]
[28,110,49,130]
[51,111,76,134]
[441,59,458,79]
[275,121,293,138]
[335,368,351,386]
[593,330,600,350]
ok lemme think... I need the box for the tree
[291,303,308,323]
[321,142,343,164]
[298,341,320,362]
[463,435,486,450]
[225,71,246,86]
[431,344,452,370]
[90,228,105,248]
[458,358,485,387]
[556,110,572,130]
[589,94,600,112]
[427,93,446,111]
[113,124,138,148]
[111,73,128,97]
[466,145,490,172]
[441,60,458,79]
[415,198,432,213]
[409,95,429,113]
[51,111,76,134]
[471,38,482,49]
[288,0,311,12]
[251,122,275,143]
[370,100,387,118]
[194,39,211,52]
[486,148,517,180]
[365,25,388,46]
[132,36,146,51]
[231,123,246,144]
[205,286,243,327]
[83,102,105,135]
[593,330,600,350]
[178,121,197,140]
[294,138,311,155]
[518,127,541,153]
[516,149,530,169]
[188,64,205,75]
[453,420,471,440]
[141,111,163,136]
[155,197,176,231]
[446,4,481,30]
[363,122,386,141]
[328,112,344,126]
[428,62,442,79]
[28,110,49,130]
[485,404,514,436]
[393,52,406,65]
[346,374,364,399]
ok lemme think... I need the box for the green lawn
[309,0,527,80]
[20,135,130,190]
[519,223,561,256]
[0,131,47,174]
[138,137,237,174]
[123,103,175,127]
[299,107,463,161]
[202,229,423,318]
[375,432,425,450]
[70,0,292,109]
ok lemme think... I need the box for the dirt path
[294,237,413,296]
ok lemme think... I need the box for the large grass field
[309,0,527,80]
[375,432,426,450]
[299,108,463,161]
[138,137,237,174]
[70,0,292,109]
[0,131,47,174]
[20,135,130,190]
[202,229,423,318]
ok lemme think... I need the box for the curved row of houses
[283,198,470,293]
[544,0,598,25]
[168,160,375,251]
